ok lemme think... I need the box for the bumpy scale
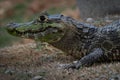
[6,13,120,69]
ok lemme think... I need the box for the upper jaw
[6,14,64,30]
[6,14,63,28]
[6,20,35,29]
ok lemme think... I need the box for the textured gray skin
[6,14,120,69]
[47,14,120,69]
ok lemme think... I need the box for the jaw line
[7,20,50,34]
[13,26,57,35]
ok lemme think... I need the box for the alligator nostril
[40,15,46,21]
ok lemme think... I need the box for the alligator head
[6,14,67,43]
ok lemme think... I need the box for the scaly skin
[6,13,120,69]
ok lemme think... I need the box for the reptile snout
[6,22,20,29]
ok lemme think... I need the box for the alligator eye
[40,15,46,21]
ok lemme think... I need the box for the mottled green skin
[6,14,120,69]
[6,22,66,42]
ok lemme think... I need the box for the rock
[104,16,113,23]
[32,76,44,80]
[4,69,15,75]
[86,18,94,23]
[105,20,113,23]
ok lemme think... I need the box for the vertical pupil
[40,16,46,21]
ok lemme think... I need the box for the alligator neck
[49,22,98,58]
[49,25,82,56]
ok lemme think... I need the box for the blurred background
[0,1,120,80]
[0,0,79,48]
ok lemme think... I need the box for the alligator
[6,13,120,69]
